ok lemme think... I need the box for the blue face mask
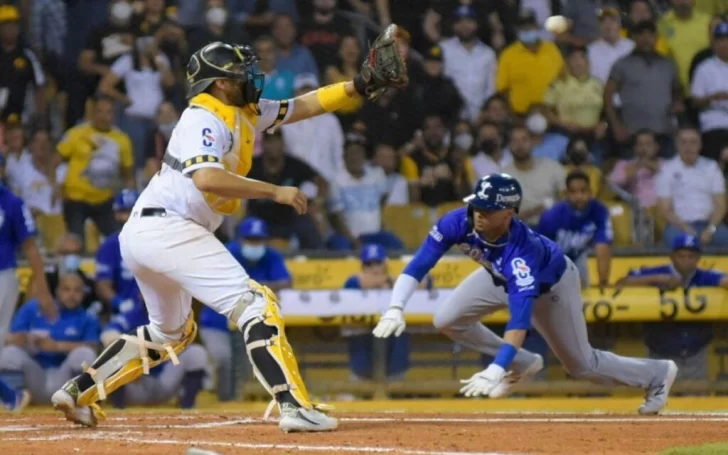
[241,243,266,262]
[518,30,541,44]
[62,254,81,272]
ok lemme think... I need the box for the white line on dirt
[2,434,513,455]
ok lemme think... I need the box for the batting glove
[459,364,507,398]
[372,306,406,338]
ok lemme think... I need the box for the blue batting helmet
[113,189,139,212]
[463,173,522,213]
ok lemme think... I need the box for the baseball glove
[354,24,410,101]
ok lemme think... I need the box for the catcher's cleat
[51,384,105,428]
[278,403,338,433]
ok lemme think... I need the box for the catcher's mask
[186,41,265,106]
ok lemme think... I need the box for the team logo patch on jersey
[511,257,534,289]
[201,127,216,147]
[429,225,443,242]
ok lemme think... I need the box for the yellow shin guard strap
[316,82,359,112]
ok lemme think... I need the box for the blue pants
[663,221,728,247]
[347,333,410,379]
[328,231,404,251]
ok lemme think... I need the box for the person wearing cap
[691,21,728,162]
[0,4,46,124]
[496,9,564,116]
[688,15,728,84]
[198,216,292,401]
[439,5,496,123]
[659,0,712,94]
[587,7,635,86]
[414,44,463,123]
[615,234,728,382]
[341,244,432,383]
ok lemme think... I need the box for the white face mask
[206,7,228,26]
[111,1,133,23]
[525,113,548,135]
[454,133,474,150]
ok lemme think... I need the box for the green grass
[660,443,728,455]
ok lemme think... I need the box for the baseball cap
[294,73,319,91]
[598,7,621,21]
[360,244,386,264]
[454,5,476,20]
[424,44,443,62]
[714,21,728,39]
[237,216,269,239]
[0,5,19,23]
[672,233,701,252]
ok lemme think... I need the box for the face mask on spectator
[206,7,227,26]
[525,113,548,135]
[454,133,473,150]
[111,1,133,23]
[159,122,176,137]
[241,243,266,261]
[62,254,82,272]
[518,30,541,44]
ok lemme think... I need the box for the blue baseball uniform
[96,232,142,313]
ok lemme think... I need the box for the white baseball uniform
[118,98,294,342]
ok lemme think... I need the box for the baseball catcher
[50,25,409,433]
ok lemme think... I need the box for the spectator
[0,273,99,404]
[299,0,354,70]
[413,44,463,124]
[199,216,292,402]
[100,36,175,168]
[615,234,727,382]
[43,233,100,316]
[131,0,187,73]
[0,5,46,125]
[328,136,403,250]
[186,1,248,60]
[545,47,607,151]
[622,0,669,55]
[608,129,663,209]
[605,20,683,155]
[256,35,295,101]
[247,132,325,249]
[658,126,728,247]
[659,0,712,95]
[439,5,496,123]
[57,96,135,245]
[229,0,298,37]
[471,120,512,177]
[402,115,471,207]
[503,125,566,227]
[526,106,570,163]
[587,7,634,86]
[342,244,411,382]
[281,74,344,183]
[688,15,725,85]
[3,122,29,193]
[691,21,728,162]
[323,34,364,129]
[142,101,178,186]
[340,0,392,27]
[28,0,67,96]
[76,0,135,127]
[537,171,612,290]
[496,10,564,116]
[475,93,511,131]
[272,13,319,78]
[357,87,423,149]
[10,129,67,251]
[557,0,601,47]
[562,135,603,198]
[373,143,409,205]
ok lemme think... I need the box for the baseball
[545,15,569,34]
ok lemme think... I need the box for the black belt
[140,208,167,217]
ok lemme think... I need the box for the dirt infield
[2,411,727,455]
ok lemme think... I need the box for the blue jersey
[628,265,724,289]
[406,207,566,330]
[536,200,612,261]
[11,300,100,368]
[96,232,141,308]
[200,245,292,331]
[0,185,36,272]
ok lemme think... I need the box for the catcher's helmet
[113,189,139,212]
[463,173,522,213]
[186,41,264,103]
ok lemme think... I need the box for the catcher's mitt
[355,24,410,101]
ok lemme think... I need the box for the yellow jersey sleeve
[400,155,419,181]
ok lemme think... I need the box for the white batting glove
[459,364,507,398]
[372,306,406,338]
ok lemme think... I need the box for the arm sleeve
[177,114,227,175]
[702,270,725,286]
[690,63,709,98]
[343,276,361,289]
[95,239,116,282]
[401,213,460,281]
[504,256,540,330]
[110,54,132,78]
[56,129,76,159]
[11,199,37,244]
[256,98,294,133]
[594,206,614,245]
[10,302,35,332]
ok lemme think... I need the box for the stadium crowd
[3,0,728,408]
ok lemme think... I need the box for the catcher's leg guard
[241,281,331,418]
[71,318,197,407]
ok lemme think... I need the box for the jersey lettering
[201,127,215,147]
[511,257,535,289]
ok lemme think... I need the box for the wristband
[493,343,518,370]
[316,82,360,112]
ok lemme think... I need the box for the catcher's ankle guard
[75,318,197,406]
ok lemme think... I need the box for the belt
[140,207,167,217]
